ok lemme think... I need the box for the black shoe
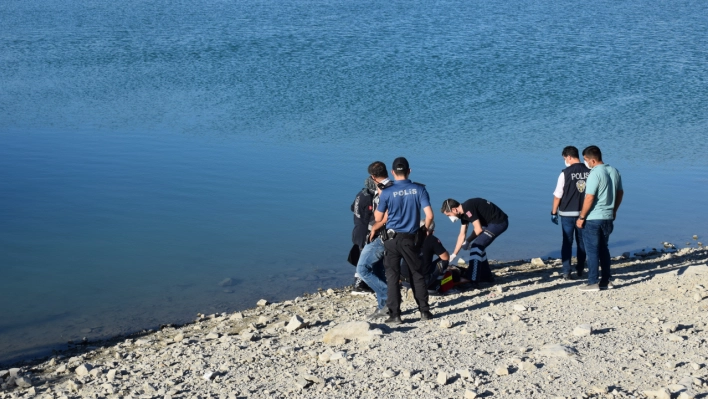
[576,269,584,278]
[367,307,389,320]
[351,278,374,295]
[420,311,434,321]
[384,315,403,325]
[562,274,576,281]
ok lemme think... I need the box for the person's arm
[552,172,564,214]
[369,210,388,241]
[613,190,624,220]
[576,194,595,228]
[438,251,450,261]
[552,197,561,215]
[451,223,468,260]
[374,210,384,223]
[423,205,434,234]
[471,219,483,236]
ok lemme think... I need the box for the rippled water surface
[1,0,707,363]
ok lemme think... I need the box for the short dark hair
[582,145,603,162]
[562,146,579,159]
[441,199,460,213]
[368,161,388,179]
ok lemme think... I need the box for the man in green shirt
[576,146,624,292]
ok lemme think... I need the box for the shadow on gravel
[432,249,707,318]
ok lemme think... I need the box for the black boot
[351,277,374,295]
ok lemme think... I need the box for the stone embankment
[2,247,707,399]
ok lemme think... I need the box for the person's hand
[551,214,559,225]
[612,210,617,221]
[449,253,457,264]
[368,230,376,243]
[576,218,585,229]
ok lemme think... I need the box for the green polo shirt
[585,164,623,220]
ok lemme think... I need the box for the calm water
[1,0,707,364]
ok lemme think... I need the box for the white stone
[643,388,671,399]
[230,312,244,320]
[436,371,448,385]
[513,304,527,312]
[286,315,306,333]
[439,319,453,329]
[662,323,679,333]
[322,321,379,345]
[667,334,685,342]
[257,299,269,307]
[9,368,20,378]
[465,390,478,399]
[329,351,345,361]
[14,376,31,388]
[173,333,184,342]
[519,362,537,372]
[531,258,545,267]
[573,324,593,337]
[538,344,578,358]
[106,369,116,382]
[205,332,220,340]
[678,392,696,399]
[495,366,509,376]
[203,371,216,381]
[75,364,92,377]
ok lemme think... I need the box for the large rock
[643,388,671,399]
[436,371,448,385]
[322,321,382,345]
[531,258,545,267]
[286,315,307,333]
[75,364,92,377]
[256,299,269,307]
[573,324,593,337]
[538,344,578,358]
[15,376,32,388]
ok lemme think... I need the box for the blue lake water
[1,0,707,364]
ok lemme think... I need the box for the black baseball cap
[392,157,409,172]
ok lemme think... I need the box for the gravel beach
[2,246,707,399]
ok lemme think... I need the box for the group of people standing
[349,146,623,325]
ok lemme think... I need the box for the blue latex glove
[551,214,559,225]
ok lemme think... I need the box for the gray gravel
[1,247,707,399]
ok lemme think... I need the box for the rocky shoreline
[1,246,707,399]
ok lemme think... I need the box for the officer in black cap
[374,157,434,324]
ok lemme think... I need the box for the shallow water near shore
[2,0,708,364]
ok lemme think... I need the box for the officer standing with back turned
[374,157,434,324]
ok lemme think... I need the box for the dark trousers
[582,219,613,286]
[466,244,495,283]
[383,234,430,317]
[560,216,585,275]
[471,219,508,250]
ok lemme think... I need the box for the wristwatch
[579,216,586,220]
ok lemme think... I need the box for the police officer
[374,157,434,324]
[551,146,590,280]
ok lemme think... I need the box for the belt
[390,230,417,239]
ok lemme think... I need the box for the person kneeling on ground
[441,198,509,285]
[400,220,450,294]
